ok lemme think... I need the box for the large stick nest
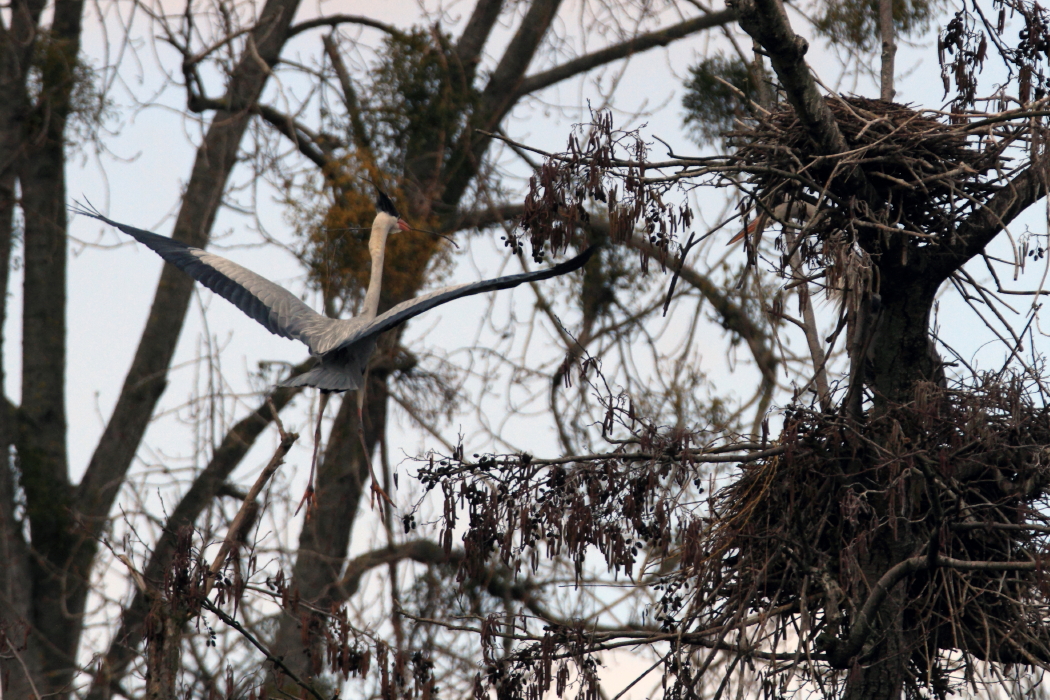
[727,97,1003,244]
[693,376,1050,668]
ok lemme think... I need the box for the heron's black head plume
[375,188,400,218]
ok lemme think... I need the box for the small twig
[0,634,43,700]
[201,598,326,700]
[476,129,726,170]
[184,25,255,67]
[117,554,150,595]
[662,230,698,317]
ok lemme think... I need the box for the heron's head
[374,189,411,237]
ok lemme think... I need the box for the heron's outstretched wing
[75,205,339,354]
[331,245,599,352]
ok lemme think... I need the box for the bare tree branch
[287,14,406,40]
[190,94,337,170]
[322,34,372,152]
[336,540,452,597]
[85,368,309,700]
[441,0,565,208]
[267,369,389,679]
[730,0,848,157]
[878,0,896,100]
[204,420,298,597]
[934,166,1049,280]
[453,0,505,86]
[201,599,326,700]
[515,10,737,98]
[449,203,525,232]
[624,234,778,389]
[828,554,1040,667]
[786,232,830,409]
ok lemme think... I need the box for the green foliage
[579,237,648,323]
[814,0,945,53]
[682,54,761,147]
[293,27,480,310]
[683,0,946,146]
[26,30,111,151]
[364,28,479,175]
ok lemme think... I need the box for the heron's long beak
[728,214,765,246]
[397,220,460,248]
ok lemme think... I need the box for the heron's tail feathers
[280,366,360,392]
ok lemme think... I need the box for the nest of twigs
[728,96,1002,245]
[697,375,1050,667]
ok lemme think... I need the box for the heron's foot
[295,483,315,517]
[370,476,394,511]
[297,390,329,519]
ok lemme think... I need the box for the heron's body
[76,193,595,511]
[75,202,595,392]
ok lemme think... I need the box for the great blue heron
[74,193,596,510]
[728,200,819,246]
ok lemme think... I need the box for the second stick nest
[694,375,1050,672]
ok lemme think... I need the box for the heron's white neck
[362,214,393,320]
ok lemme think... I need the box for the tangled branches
[728,96,1002,250]
[708,375,1050,681]
[417,370,1050,698]
[423,49,1050,697]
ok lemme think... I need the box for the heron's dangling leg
[295,389,330,516]
[357,386,394,510]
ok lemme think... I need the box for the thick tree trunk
[840,261,939,699]
[144,605,185,700]
[839,516,919,700]
[842,621,909,700]
[19,143,79,695]
[0,436,36,699]
[0,0,47,694]
[14,0,85,692]
[867,266,942,407]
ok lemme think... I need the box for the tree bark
[514,9,736,99]
[143,604,184,700]
[454,0,505,86]
[0,0,49,694]
[837,525,918,700]
[879,0,896,101]
[867,274,941,406]
[12,0,85,692]
[731,0,848,156]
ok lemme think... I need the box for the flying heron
[74,192,596,510]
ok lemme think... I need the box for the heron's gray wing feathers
[78,209,340,354]
[334,245,599,351]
